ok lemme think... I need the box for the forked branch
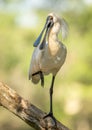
[0,82,69,130]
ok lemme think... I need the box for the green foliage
[73,7,92,34]
[0,13,16,28]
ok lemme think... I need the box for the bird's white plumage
[29,13,68,84]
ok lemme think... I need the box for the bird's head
[33,13,54,48]
[48,13,68,39]
[33,13,68,49]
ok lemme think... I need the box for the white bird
[29,12,68,122]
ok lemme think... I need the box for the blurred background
[0,0,92,130]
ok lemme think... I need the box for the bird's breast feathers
[40,43,67,74]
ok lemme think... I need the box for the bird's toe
[43,112,57,126]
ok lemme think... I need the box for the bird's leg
[49,76,55,115]
[43,76,57,125]
[39,71,44,87]
[32,71,44,87]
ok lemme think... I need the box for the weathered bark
[0,81,69,130]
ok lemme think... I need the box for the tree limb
[0,81,69,130]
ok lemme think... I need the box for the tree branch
[0,81,69,130]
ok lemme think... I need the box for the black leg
[39,71,44,87]
[43,76,57,125]
[32,71,44,87]
[50,75,55,115]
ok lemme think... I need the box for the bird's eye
[50,16,53,20]
[46,16,53,21]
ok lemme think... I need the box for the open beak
[33,16,54,48]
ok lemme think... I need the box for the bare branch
[0,81,69,130]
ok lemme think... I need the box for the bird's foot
[43,112,57,126]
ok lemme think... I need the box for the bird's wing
[28,47,42,84]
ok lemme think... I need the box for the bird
[29,12,68,123]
